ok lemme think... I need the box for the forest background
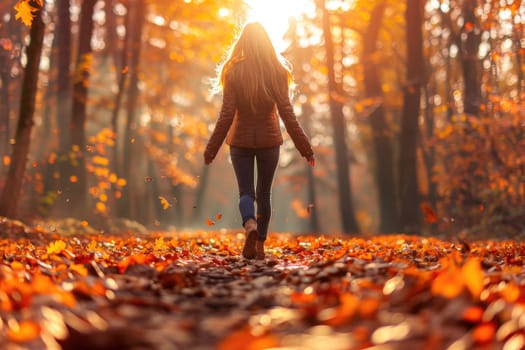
[0,0,524,238]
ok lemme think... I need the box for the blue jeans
[230,146,280,241]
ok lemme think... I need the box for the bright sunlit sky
[243,0,314,52]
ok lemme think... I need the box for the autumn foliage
[2,2,525,348]
[1,217,524,349]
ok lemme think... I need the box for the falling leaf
[69,175,78,183]
[206,219,215,226]
[159,196,171,210]
[13,1,38,27]
[0,38,13,51]
[216,213,222,221]
[421,202,438,223]
[291,199,310,218]
[144,176,153,182]
[3,155,10,166]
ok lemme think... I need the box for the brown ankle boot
[255,240,265,260]
[242,219,257,259]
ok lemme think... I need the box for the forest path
[1,219,524,349]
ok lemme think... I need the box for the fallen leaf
[7,320,41,342]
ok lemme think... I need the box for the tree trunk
[320,0,359,233]
[362,2,399,233]
[192,165,209,224]
[56,0,72,154]
[148,156,163,227]
[0,9,45,218]
[104,0,120,67]
[68,0,96,218]
[302,103,319,233]
[0,70,9,161]
[53,0,72,218]
[516,24,524,105]
[398,0,424,233]
[421,84,438,225]
[120,0,145,219]
[461,0,481,116]
[111,6,130,180]
[168,124,184,227]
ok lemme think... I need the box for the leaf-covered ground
[1,218,525,350]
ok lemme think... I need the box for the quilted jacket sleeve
[204,79,236,162]
[275,94,314,158]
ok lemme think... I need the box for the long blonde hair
[213,22,294,112]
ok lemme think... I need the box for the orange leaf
[206,219,215,226]
[431,266,464,298]
[13,1,38,27]
[70,264,88,277]
[421,203,438,223]
[500,281,520,302]
[7,320,41,342]
[358,297,380,319]
[217,327,278,350]
[472,322,496,345]
[158,196,171,210]
[216,213,223,221]
[461,306,484,323]
[3,155,10,166]
[461,258,484,299]
[325,292,359,326]
[464,22,474,31]
[47,240,66,255]
[10,261,25,270]
[95,201,107,213]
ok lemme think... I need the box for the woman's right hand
[306,155,315,167]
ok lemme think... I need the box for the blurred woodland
[0,0,524,238]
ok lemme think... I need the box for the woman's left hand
[204,152,214,165]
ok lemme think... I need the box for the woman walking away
[204,22,315,260]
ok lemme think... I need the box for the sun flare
[244,0,314,52]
